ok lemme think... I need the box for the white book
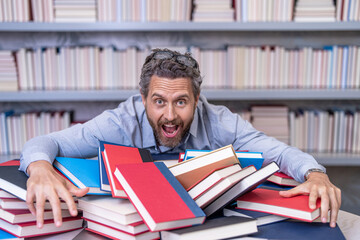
[188,164,242,199]
[195,166,256,208]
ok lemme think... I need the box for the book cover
[114,162,206,232]
[0,197,76,210]
[203,162,279,216]
[0,216,83,238]
[223,207,288,226]
[54,156,111,195]
[168,145,239,190]
[0,229,21,240]
[252,220,345,240]
[236,188,321,222]
[78,195,142,225]
[267,172,300,187]
[0,165,28,201]
[99,141,153,198]
[195,166,257,208]
[160,216,257,240]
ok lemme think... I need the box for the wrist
[27,160,52,176]
[304,168,325,181]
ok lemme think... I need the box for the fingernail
[322,217,327,223]
[37,223,42,229]
[331,222,336,228]
[56,221,61,227]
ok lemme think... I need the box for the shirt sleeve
[19,104,136,174]
[231,115,326,183]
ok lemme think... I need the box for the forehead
[148,75,194,98]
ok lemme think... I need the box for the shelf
[312,153,360,166]
[0,89,359,102]
[0,22,360,32]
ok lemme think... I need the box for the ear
[141,92,146,106]
[195,94,200,106]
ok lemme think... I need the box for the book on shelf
[182,149,264,170]
[0,216,83,238]
[168,145,239,190]
[78,195,142,226]
[252,220,345,240]
[195,165,257,208]
[0,207,72,224]
[160,216,257,240]
[0,197,76,210]
[267,172,301,187]
[54,156,111,195]
[82,211,148,235]
[236,188,321,222]
[187,164,242,199]
[114,162,206,232]
[223,207,288,226]
[203,162,280,217]
[85,218,160,240]
[99,141,153,198]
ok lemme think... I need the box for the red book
[0,207,72,224]
[100,141,153,198]
[236,188,321,222]
[114,162,206,232]
[0,216,83,238]
[267,172,300,187]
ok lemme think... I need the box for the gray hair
[139,48,202,99]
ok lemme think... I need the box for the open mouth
[161,124,180,138]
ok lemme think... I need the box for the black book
[160,216,257,240]
[0,161,27,201]
[203,162,279,217]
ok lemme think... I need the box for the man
[20,48,341,229]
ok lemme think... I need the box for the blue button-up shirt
[20,94,324,183]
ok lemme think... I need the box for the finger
[58,183,83,216]
[329,187,341,228]
[309,186,320,210]
[318,188,330,223]
[279,185,306,198]
[47,193,63,227]
[35,194,46,229]
[26,189,36,216]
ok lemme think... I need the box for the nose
[164,104,177,122]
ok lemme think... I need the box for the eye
[177,100,186,106]
[155,99,164,105]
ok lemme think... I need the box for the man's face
[142,75,199,148]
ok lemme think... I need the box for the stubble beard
[145,109,194,149]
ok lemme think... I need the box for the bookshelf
[0,22,359,163]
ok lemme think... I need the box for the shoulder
[197,95,238,122]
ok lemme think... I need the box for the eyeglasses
[150,50,198,69]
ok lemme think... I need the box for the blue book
[251,220,345,240]
[183,149,264,170]
[0,229,20,240]
[54,157,110,195]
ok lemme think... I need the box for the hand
[26,160,89,229]
[279,172,341,228]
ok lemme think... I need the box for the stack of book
[78,195,160,239]
[0,51,17,92]
[294,0,336,22]
[251,105,290,144]
[0,160,83,238]
[192,0,235,22]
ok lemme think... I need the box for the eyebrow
[151,93,190,100]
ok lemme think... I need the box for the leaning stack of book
[0,160,83,238]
